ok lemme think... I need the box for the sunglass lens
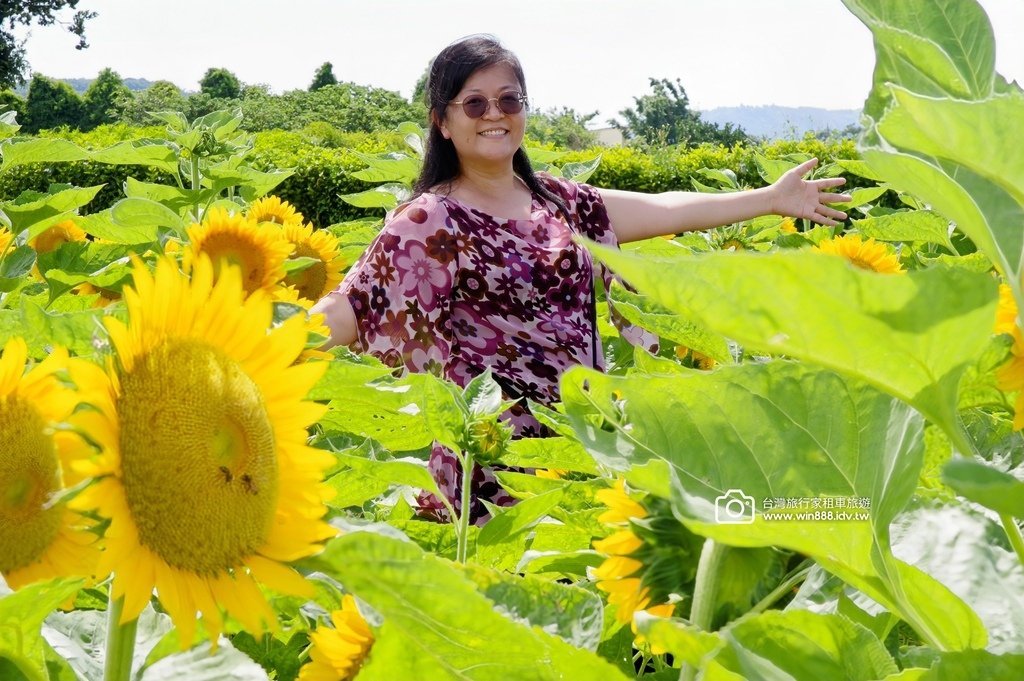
[498,94,524,115]
[462,96,488,118]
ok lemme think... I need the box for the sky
[13,0,1024,126]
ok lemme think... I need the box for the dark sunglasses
[449,92,528,118]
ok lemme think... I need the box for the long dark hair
[413,35,569,218]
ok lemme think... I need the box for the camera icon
[715,489,756,524]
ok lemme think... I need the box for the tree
[0,1,96,89]
[81,67,129,129]
[309,62,337,91]
[0,89,24,119]
[115,80,187,125]
[199,67,241,100]
[613,77,747,148]
[22,73,83,132]
[525,107,598,150]
[411,62,430,105]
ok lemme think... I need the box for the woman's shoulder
[385,192,452,230]
[534,171,581,204]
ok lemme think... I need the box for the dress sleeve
[332,197,458,376]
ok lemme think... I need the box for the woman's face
[439,63,526,171]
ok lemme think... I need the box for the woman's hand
[768,158,852,226]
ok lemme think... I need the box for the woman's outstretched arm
[599,158,852,244]
[311,292,358,349]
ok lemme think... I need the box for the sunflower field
[1,0,1023,679]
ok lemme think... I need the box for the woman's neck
[449,166,533,220]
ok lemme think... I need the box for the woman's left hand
[769,157,852,226]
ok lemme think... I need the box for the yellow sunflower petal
[70,255,333,642]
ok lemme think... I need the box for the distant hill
[700,105,862,139]
[14,77,156,97]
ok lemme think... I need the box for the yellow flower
[633,602,675,654]
[29,219,87,255]
[75,282,121,308]
[595,479,647,525]
[247,196,305,227]
[535,468,568,480]
[779,217,797,234]
[995,283,1018,336]
[281,223,345,303]
[298,595,375,681]
[184,208,294,296]
[0,337,99,590]
[70,255,336,647]
[812,234,904,274]
[0,225,12,254]
[674,345,717,371]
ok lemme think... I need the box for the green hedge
[1,124,864,228]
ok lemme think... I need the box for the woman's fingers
[820,191,852,204]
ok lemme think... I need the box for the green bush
[3,126,866,227]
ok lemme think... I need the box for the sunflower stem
[190,156,202,220]
[456,451,475,564]
[1001,514,1024,568]
[747,559,813,616]
[104,594,138,681]
[679,539,730,681]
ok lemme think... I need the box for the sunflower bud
[464,416,512,465]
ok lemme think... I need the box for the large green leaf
[3,186,104,235]
[0,579,84,681]
[73,210,159,245]
[889,502,1024,654]
[853,211,954,251]
[0,139,88,173]
[840,0,997,119]
[655,606,897,679]
[942,458,1024,518]
[608,283,732,363]
[918,650,1024,681]
[866,88,1024,282]
[91,140,178,175]
[324,448,448,515]
[584,244,995,449]
[110,198,185,235]
[43,605,173,681]
[305,532,629,681]
[312,361,434,452]
[137,639,269,680]
[561,361,986,650]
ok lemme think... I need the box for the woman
[312,35,850,523]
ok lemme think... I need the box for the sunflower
[812,234,904,274]
[247,196,305,227]
[184,208,294,296]
[0,337,99,590]
[75,282,121,308]
[29,219,87,255]
[593,481,665,625]
[674,345,716,371]
[70,255,336,646]
[592,480,702,652]
[281,223,345,303]
[0,225,12,254]
[298,595,375,681]
[779,217,797,235]
[995,283,1018,336]
[998,331,1024,431]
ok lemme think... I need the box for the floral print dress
[331,173,655,522]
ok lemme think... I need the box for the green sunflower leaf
[0,578,84,681]
[583,244,995,450]
[561,361,986,651]
[305,532,631,681]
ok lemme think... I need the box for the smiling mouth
[479,130,508,137]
